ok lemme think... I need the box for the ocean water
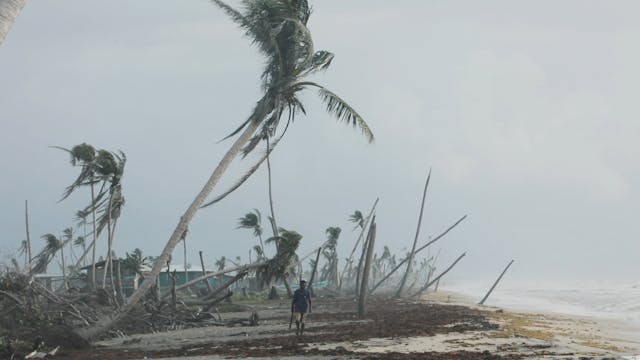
[443,280,640,329]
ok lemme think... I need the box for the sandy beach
[50,290,640,360]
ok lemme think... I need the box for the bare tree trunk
[265,135,293,298]
[80,95,271,340]
[354,220,371,297]
[203,270,247,302]
[90,181,98,289]
[479,260,514,306]
[116,260,125,304]
[339,198,378,290]
[0,0,27,45]
[183,237,188,285]
[410,252,466,298]
[357,221,376,318]
[24,200,32,273]
[170,270,177,311]
[60,244,68,291]
[199,251,213,293]
[369,215,467,295]
[396,169,431,297]
[308,247,322,296]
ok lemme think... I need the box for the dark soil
[55,296,524,359]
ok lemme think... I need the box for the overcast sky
[1,1,638,285]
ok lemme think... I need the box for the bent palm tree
[53,143,104,288]
[237,209,265,256]
[82,0,373,340]
[0,0,26,45]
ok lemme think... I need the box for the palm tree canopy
[348,210,365,230]
[212,0,373,158]
[121,248,150,276]
[260,227,302,285]
[237,209,262,237]
[325,226,341,248]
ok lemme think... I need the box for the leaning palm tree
[18,239,29,269]
[33,233,71,290]
[237,209,265,256]
[82,0,373,339]
[0,0,27,45]
[121,248,150,290]
[348,210,365,231]
[92,150,126,289]
[260,228,302,286]
[322,226,341,287]
[215,256,227,271]
[53,143,104,288]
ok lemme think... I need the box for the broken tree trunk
[357,220,376,318]
[164,261,266,298]
[308,247,322,296]
[170,269,177,311]
[355,215,376,296]
[410,252,466,298]
[396,169,431,298]
[339,198,378,290]
[479,259,514,305]
[203,270,248,301]
[25,200,32,273]
[369,215,467,295]
[199,251,213,293]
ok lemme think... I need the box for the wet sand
[55,291,640,359]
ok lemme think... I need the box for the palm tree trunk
[308,247,322,296]
[60,244,68,291]
[183,237,188,286]
[90,181,98,289]
[0,0,27,45]
[396,169,431,298]
[24,200,32,273]
[199,251,213,293]
[265,135,293,298]
[339,198,378,290]
[80,95,271,340]
[358,221,376,317]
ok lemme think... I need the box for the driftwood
[410,252,466,298]
[396,169,431,297]
[369,215,467,295]
[479,260,514,305]
[357,220,377,317]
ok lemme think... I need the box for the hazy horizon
[1,0,639,284]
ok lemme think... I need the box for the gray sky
[1,1,639,284]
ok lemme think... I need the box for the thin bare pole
[479,260,514,305]
[24,200,32,273]
[396,169,431,297]
[199,251,213,293]
[357,221,376,317]
[339,198,379,290]
[308,247,322,296]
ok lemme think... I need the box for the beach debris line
[479,259,515,305]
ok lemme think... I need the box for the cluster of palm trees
[1,0,378,340]
[30,143,126,291]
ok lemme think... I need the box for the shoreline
[426,290,640,357]
[55,292,640,359]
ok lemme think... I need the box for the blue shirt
[292,288,311,313]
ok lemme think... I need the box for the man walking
[291,280,311,336]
